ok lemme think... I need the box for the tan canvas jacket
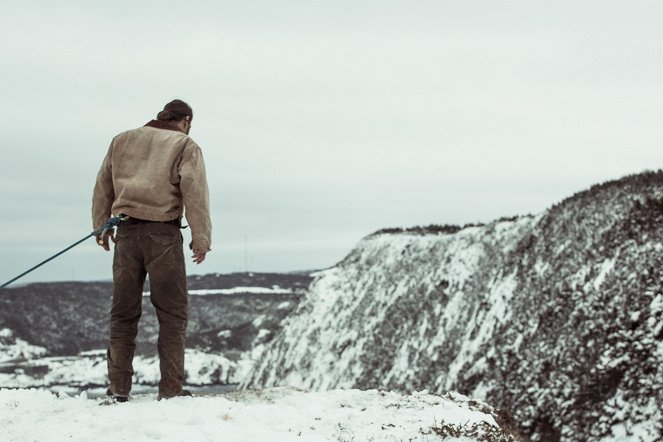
[92,121,212,253]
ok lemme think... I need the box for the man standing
[92,99,212,401]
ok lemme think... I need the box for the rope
[1,215,127,289]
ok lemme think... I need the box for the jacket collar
[144,119,185,133]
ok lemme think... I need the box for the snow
[277,301,293,309]
[217,329,232,338]
[256,329,271,341]
[592,257,617,291]
[444,270,518,390]
[0,387,499,442]
[0,349,243,388]
[604,417,660,442]
[0,329,47,363]
[251,315,265,328]
[142,287,295,297]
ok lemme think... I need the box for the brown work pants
[107,221,188,398]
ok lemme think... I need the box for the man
[92,99,212,402]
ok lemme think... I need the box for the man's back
[105,126,191,221]
[93,119,211,254]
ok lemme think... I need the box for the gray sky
[1,1,662,284]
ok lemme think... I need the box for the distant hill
[0,272,312,357]
[245,170,663,441]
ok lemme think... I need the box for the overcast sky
[1,1,662,284]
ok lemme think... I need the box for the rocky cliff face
[245,171,663,441]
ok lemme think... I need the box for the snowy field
[0,387,510,442]
[0,348,244,389]
[0,327,269,390]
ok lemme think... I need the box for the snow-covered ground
[0,386,513,442]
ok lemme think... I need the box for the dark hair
[157,99,193,122]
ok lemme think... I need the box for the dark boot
[157,389,192,401]
[104,388,129,403]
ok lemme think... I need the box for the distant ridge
[0,272,311,357]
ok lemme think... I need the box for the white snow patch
[78,349,106,356]
[189,287,295,295]
[142,287,295,297]
[256,329,271,341]
[593,257,616,291]
[604,419,660,442]
[217,330,232,339]
[0,329,47,363]
[252,315,265,328]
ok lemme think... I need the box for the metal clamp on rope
[93,214,129,238]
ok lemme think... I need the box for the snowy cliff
[245,171,663,441]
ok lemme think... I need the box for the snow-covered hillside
[0,387,520,442]
[246,216,536,390]
[246,171,663,441]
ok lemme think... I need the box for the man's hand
[189,242,209,264]
[96,230,115,251]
